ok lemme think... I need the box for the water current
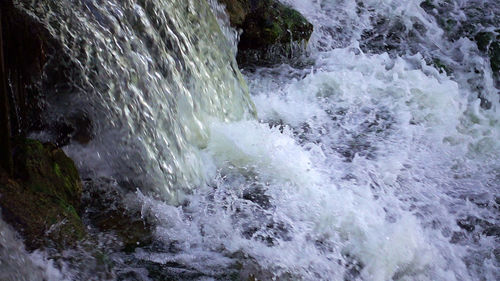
[0,0,498,280]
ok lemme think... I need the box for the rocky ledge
[0,139,85,250]
[220,0,314,67]
[0,1,148,253]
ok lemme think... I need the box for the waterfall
[16,0,255,203]
[1,0,499,280]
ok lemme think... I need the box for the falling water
[16,0,255,203]
[1,0,499,280]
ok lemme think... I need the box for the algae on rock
[220,0,313,66]
[0,139,85,250]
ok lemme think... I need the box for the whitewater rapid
[134,1,499,280]
[128,0,499,279]
[1,0,498,280]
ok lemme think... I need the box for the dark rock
[474,32,494,53]
[0,2,13,175]
[52,113,94,147]
[82,179,153,253]
[419,0,436,11]
[220,0,313,66]
[489,39,500,74]
[0,1,93,146]
[456,215,499,238]
[219,0,250,27]
[1,1,50,136]
[431,58,453,75]
[473,31,499,75]
[457,217,476,232]
[0,138,85,250]
[242,184,271,209]
[420,1,500,75]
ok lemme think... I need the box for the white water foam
[4,0,498,280]
[132,1,499,280]
[0,215,67,281]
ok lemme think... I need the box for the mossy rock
[219,0,251,27]
[221,0,313,66]
[472,31,499,75]
[89,204,152,253]
[489,39,500,74]
[82,179,153,252]
[0,138,85,250]
[431,58,453,75]
[474,31,494,52]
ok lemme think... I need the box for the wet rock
[431,58,453,75]
[474,32,495,53]
[220,0,313,66]
[1,1,50,136]
[457,217,477,232]
[489,39,500,74]
[82,179,153,252]
[52,113,94,147]
[242,184,271,209]
[456,215,499,238]
[1,1,46,137]
[420,1,500,76]
[219,0,249,27]
[0,138,85,250]
[93,211,152,253]
[0,1,93,146]
[473,31,500,75]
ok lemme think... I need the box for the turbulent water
[1,0,499,280]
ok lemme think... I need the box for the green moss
[432,58,453,75]
[219,0,250,27]
[54,163,62,177]
[236,0,313,65]
[283,7,304,28]
[263,22,283,43]
[0,138,85,250]
[23,138,44,153]
[474,32,494,52]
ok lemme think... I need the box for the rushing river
[1,0,499,280]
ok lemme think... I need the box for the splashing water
[16,0,255,203]
[4,0,500,280]
[128,1,499,280]
[0,214,67,281]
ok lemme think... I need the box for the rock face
[475,31,500,74]
[488,38,500,74]
[0,0,93,147]
[82,179,153,252]
[0,1,149,254]
[1,1,50,137]
[0,139,85,250]
[220,0,313,66]
[0,1,88,252]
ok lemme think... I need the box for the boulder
[474,31,500,75]
[82,179,153,253]
[219,0,249,27]
[0,138,85,250]
[220,0,313,66]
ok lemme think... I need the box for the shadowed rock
[0,1,93,146]
[82,178,153,253]
[0,138,85,250]
[220,0,313,66]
